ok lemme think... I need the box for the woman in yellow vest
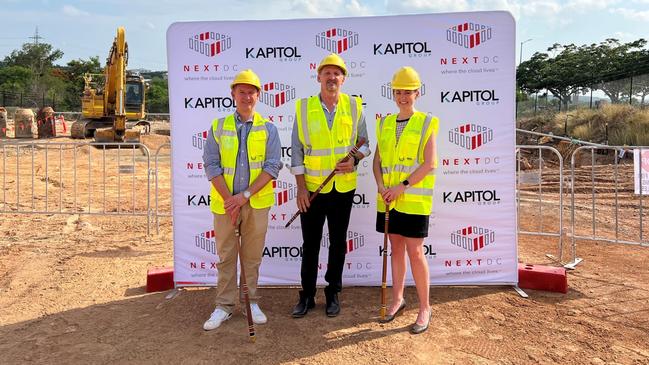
[373,66,438,334]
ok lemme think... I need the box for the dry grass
[520,104,649,145]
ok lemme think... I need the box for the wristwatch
[402,180,410,187]
[243,190,252,199]
[352,155,360,166]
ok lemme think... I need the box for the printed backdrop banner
[166,11,517,287]
[634,149,649,195]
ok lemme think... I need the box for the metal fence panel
[0,141,152,235]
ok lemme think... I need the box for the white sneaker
[203,307,232,331]
[242,303,268,324]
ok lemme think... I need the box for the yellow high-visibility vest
[376,111,438,215]
[209,113,274,214]
[295,93,362,193]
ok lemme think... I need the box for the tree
[0,65,32,93]
[517,52,548,94]
[60,57,102,109]
[146,77,169,113]
[3,42,64,94]
[589,39,649,103]
[518,44,588,110]
[517,38,649,108]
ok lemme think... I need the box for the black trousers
[299,187,355,297]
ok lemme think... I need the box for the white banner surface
[634,149,649,195]
[166,11,518,287]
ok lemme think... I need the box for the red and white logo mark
[260,82,296,108]
[449,123,493,150]
[315,28,359,54]
[194,229,216,255]
[322,231,364,254]
[380,82,427,100]
[273,180,297,206]
[450,226,494,252]
[188,31,231,57]
[192,130,209,151]
[446,22,492,49]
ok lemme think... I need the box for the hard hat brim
[317,64,347,76]
[230,82,261,91]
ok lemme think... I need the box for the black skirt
[375,209,430,238]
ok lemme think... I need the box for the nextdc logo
[449,123,493,150]
[450,226,495,252]
[188,31,231,57]
[322,231,365,254]
[315,27,359,54]
[194,229,217,255]
[185,161,206,179]
[260,82,296,108]
[373,42,431,57]
[273,180,297,206]
[192,130,209,151]
[446,22,492,49]
[381,82,427,101]
[441,90,499,106]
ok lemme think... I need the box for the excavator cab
[125,82,143,107]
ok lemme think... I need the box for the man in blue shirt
[202,69,282,331]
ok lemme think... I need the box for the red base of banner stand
[518,263,568,293]
[146,266,174,293]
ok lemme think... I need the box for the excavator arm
[97,27,128,142]
[73,27,145,143]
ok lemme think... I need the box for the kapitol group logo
[315,27,359,54]
[321,231,365,254]
[450,225,495,252]
[380,82,427,101]
[188,31,231,57]
[260,82,297,108]
[446,22,492,49]
[373,41,431,57]
[448,123,493,150]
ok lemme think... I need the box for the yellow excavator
[71,27,149,142]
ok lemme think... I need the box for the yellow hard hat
[391,66,422,90]
[230,69,261,90]
[317,53,347,76]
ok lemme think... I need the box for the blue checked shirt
[290,94,370,175]
[203,112,282,194]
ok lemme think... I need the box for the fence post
[20,93,23,108]
[629,76,633,105]
[52,93,56,110]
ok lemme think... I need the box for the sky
[1,0,648,71]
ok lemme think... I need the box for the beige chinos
[213,204,270,312]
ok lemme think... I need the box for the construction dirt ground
[1,125,648,364]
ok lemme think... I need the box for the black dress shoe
[325,292,340,317]
[292,291,315,318]
[378,299,406,324]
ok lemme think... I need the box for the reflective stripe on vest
[209,112,274,214]
[376,111,438,215]
[296,93,362,193]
